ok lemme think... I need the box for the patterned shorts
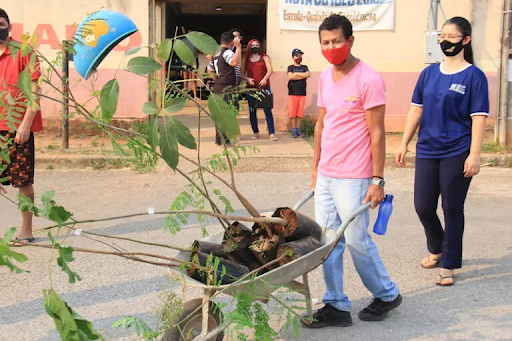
[0,131,35,188]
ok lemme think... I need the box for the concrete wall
[2,0,502,133]
[266,0,501,132]
[2,0,149,131]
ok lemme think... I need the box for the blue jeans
[315,174,400,311]
[246,87,275,135]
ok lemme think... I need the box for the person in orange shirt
[0,8,42,245]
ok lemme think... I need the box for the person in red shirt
[0,8,42,245]
[243,39,278,141]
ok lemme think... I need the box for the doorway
[163,0,268,95]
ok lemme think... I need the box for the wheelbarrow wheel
[163,298,224,341]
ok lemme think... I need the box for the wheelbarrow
[164,191,371,340]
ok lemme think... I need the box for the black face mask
[0,28,9,43]
[440,39,465,57]
[251,47,260,54]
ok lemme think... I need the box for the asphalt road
[1,166,512,340]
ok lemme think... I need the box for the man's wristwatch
[372,177,385,188]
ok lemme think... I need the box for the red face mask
[294,58,302,64]
[321,43,350,65]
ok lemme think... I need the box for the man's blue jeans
[315,174,400,311]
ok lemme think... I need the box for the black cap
[292,48,304,56]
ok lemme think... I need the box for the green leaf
[44,290,101,340]
[113,316,159,340]
[8,249,28,263]
[17,194,39,216]
[75,318,102,340]
[126,56,162,75]
[219,196,234,214]
[146,118,159,151]
[47,231,56,246]
[17,69,36,106]
[29,53,37,73]
[186,31,220,55]
[41,190,56,203]
[293,317,299,338]
[48,206,73,224]
[21,33,32,57]
[125,46,143,56]
[142,101,159,115]
[166,117,196,150]
[164,96,186,113]
[100,79,119,123]
[57,246,82,283]
[159,121,179,170]
[208,93,240,141]
[8,41,20,60]
[174,39,196,66]
[2,227,17,244]
[157,38,173,61]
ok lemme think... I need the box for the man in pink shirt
[304,15,401,329]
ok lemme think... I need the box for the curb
[34,154,512,170]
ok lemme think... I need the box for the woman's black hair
[444,16,474,64]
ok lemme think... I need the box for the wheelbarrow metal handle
[293,191,315,211]
[323,202,372,261]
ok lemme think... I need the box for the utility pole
[496,0,512,146]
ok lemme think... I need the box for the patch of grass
[46,165,54,170]
[91,158,133,170]
[300,115,316,138]
[131,120,149,135]
[481,142,512,154]
[90,156,155,173]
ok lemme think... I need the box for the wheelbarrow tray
[170,226,336,299]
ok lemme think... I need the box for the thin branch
[0,193,17,205]
[14,242,208,271]
[36,210,285,232]
[194,100,229,232]
[34,91,76,108]
[63,225,191,252]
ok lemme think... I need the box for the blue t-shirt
[412,63,489,159]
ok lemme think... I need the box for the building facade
[1,0,502,132]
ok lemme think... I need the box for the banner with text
[279,0,395,32]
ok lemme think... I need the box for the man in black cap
[287,48,310,138]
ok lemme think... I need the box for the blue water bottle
[373,194,394,235]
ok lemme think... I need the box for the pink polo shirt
[317,61,386,179]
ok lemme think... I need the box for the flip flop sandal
[10,236,36,247]
[421,255,440,269]
[436,274,454,286]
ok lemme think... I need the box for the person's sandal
[10,236,36,247]
[435,274,454,286]
[421,254,441,269]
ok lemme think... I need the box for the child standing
[287,48,310,138]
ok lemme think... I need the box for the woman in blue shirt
[396,17,489,286]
